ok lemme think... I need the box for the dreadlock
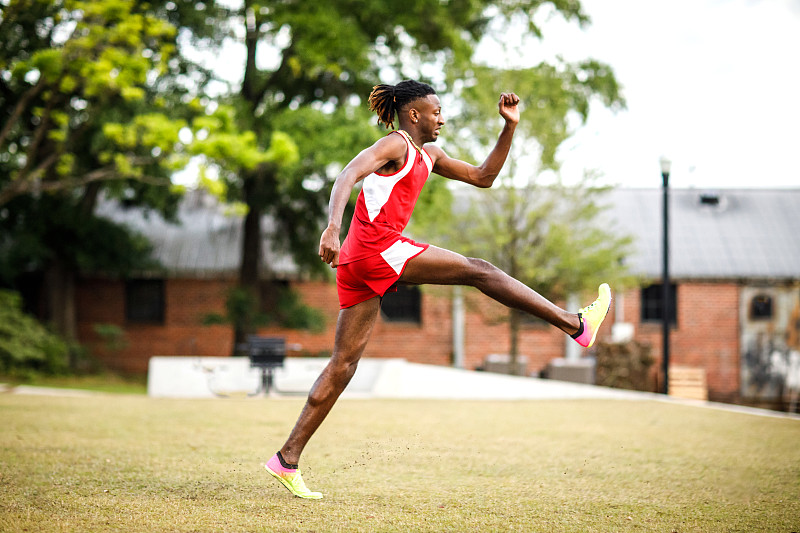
[368,80,436,130]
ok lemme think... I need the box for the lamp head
[659,156,672,186]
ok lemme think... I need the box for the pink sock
[570,315,592,346]
[267,453,296,474]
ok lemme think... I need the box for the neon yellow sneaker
[571,283,612,348]
[265,454,323,499]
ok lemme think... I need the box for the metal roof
[95,190,297,277]
[603,188,800,280]
[97,187,800,281]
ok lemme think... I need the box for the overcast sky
[519,0,800,190]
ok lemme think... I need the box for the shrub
[0,290,70,376]
[203,285,325,337]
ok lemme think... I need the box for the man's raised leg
[266,296,381,498]
[401,245,610,345]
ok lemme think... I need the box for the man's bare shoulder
[363,132,407,161]
[423,143,447,163]
[372,131,406,150]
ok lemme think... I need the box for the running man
[265,80,611,499]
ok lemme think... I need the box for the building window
[381,285,421,324]
[641,283,677,325]
[125,279,165,324]
[750,294,773,320]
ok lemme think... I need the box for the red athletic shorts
[336,237,428,309]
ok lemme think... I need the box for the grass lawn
[1,393,798,532]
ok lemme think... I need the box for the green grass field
[1,393,798,532]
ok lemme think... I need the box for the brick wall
[76,278,234,374]
[75,277,567,375]
[612,282,740,402]
[75,276,741,402]
[235,284,567,373]
[457,288,566,372]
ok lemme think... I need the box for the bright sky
[521,0,800,189]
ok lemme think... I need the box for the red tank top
[339,130,433,265]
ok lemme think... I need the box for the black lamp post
[660,156,672,395]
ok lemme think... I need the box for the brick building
[603,188,799,405]
[78,188,800,406]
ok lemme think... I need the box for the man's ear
[408,107,419,123]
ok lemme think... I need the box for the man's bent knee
[464,257,497,286]
[307,358,359,407]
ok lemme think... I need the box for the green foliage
[445,60,625,170]
[522,179,634,299]
[273,287,325,334]
[0,290,70,376]
[202,285,326,344]
[189,105,299,172]
[0,0,227,338]
[0,194,158,285]
[91,323,129,353]
[225,286,267,336]
[0,0,203,204]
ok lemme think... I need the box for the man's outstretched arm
[430,92,520,188]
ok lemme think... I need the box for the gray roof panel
[605,188,800,279]
[96,187,799,281]
[95,190,297,277]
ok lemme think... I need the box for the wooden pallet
[669,365,708,401]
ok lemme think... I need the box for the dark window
[381,285,421,324]
[750,294,773,320]
[125,279,165,324]
[641,283,677,325]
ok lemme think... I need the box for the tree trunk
[237,172,263,353]
[41,186,102,367]
[44,257,76,344]
[236,2,265,355]
[507,244,522,375]
[240,177,262,292]
[509,307,521,375]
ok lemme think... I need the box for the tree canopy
[1,0,631,355]
[0,0,229,338]
[1,0,213,206]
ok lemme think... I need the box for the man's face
[413,95,445,143]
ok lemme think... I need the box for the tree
[199,0,594,346]
[0,0,228,339]
[449,175,633,369]
[410,53,630,373]
[0,0,202,204]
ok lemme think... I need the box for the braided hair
[368,80,436,130]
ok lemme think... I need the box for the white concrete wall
[147,356,647,400]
